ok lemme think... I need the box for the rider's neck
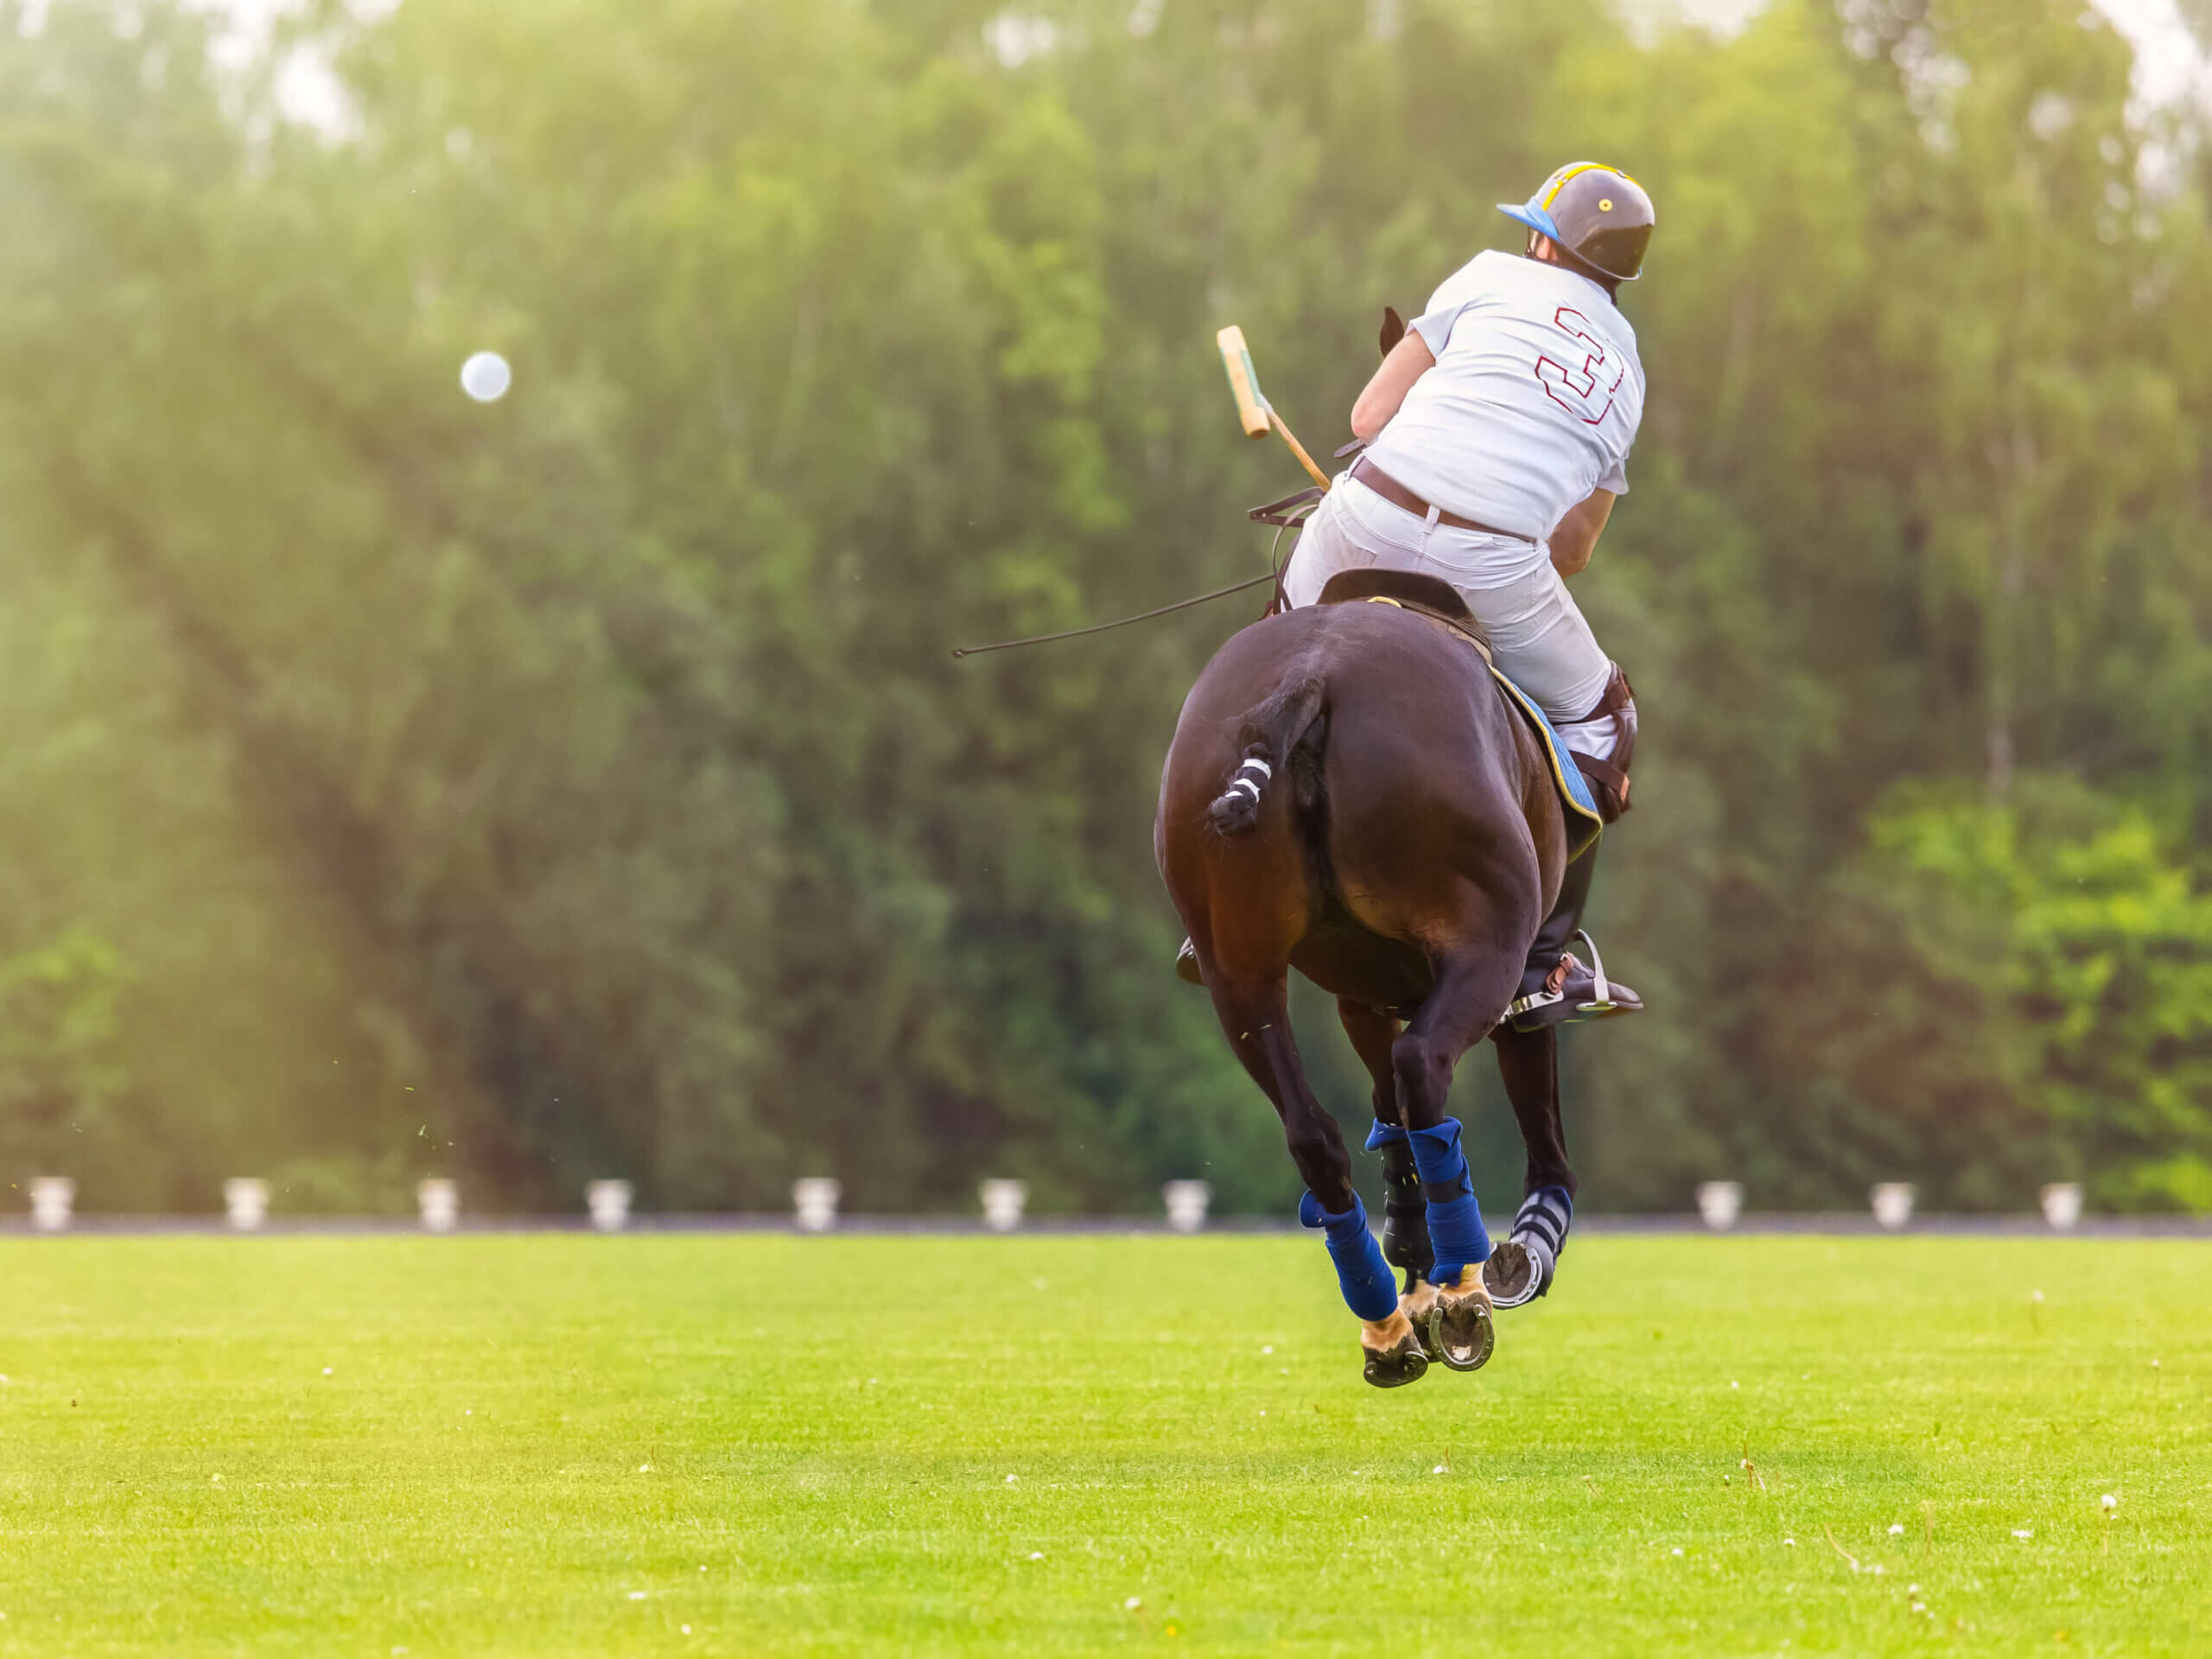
[1526,238,1619,305]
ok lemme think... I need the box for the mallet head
[1216,325,1272,440]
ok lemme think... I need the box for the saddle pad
[1487,666,1605,861]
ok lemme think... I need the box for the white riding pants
[1281,473,1620,761]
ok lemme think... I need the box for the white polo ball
[460,351,512,403]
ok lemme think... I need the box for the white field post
[2040,1182,2084,1231]
[1869,1182,1916,1230]
[29,1177,75,1232]
[416,1178,460,1233]
[1694,1181,1743,1231]
[980,1179,1029,1232]
[586,1180,633,1232]
[1162,1180,1212,1233]
[792,1178,842,1232]
[223,1179,270,1232]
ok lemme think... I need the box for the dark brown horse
[1155,571,1580,1387]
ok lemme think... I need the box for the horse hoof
[1400,1285,1442,1361]
[1362,1330,1430,1389]
[1410,1316,1442,1363]
[1425,1290,1496,1372]
[1484,1240,1539,1309]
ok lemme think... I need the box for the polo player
[1300,160,1650,1033]
[1180,162,1653,1306]
[1186,162,1649,1022]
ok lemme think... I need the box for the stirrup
[1503,931,1640,1031]
[1571,929,1615,1014]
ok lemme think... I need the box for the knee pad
[1567,664,1636,821]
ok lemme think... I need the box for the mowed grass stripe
[0,1236,2203,1656]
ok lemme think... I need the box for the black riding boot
[1505,842,1643,1031]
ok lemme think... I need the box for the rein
[950,497,1319,658]
[949,572,1274,658]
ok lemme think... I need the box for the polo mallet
[1217,325,1332,491]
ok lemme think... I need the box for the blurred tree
[1858,779,2212,1210]
[0,928,130,1179]
[0,0,2202,1215]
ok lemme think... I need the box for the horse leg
[1392,945,1528,1372]
[1483,1024,1576,1309]
[1339,999,1436,1320]
[1208,976,1425,1389]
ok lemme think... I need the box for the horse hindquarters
[1156,608,1551,1378]
[1158,645,1407,1356]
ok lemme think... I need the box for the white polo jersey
[1362,250,1644,542]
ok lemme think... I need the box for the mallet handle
[1268,409,1332,493]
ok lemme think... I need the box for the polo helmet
[1497,162,1655,283]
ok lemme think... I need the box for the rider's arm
[1350,332,1436,442]
[1548,488,1615,578]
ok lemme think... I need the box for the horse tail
[1207,673,1326,838]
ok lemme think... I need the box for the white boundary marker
[1694,1181,1743,1231]
[29,1177,74,1232]
[586,1181,633,1232]
[416,1179,459,1233]
[223,1179,270,1232]
[2040,1182,2084,1231]
[1162,1180,1211,1233]
[792,1179,842,1232]
[1870,1182,1916,1230]
[980,1179,1029,1231]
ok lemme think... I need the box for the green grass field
[0,1234,2204,1656]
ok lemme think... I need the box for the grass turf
[0,1235,2205,1656]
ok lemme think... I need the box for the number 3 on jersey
[1535,306,1624,425]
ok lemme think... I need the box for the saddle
[1316,569,1494,665]
[1317,568,1605,854]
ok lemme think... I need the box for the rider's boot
[1504,842,1642,1032]
[1175,938,1204,984]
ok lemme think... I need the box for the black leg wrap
[1377,1139,1433,1281]
[1512,1187,1573,1261]
[1484,1185,1573,1310]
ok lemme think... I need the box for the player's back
[1364,250,1644,541]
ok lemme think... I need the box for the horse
[1154,569,1580,1388]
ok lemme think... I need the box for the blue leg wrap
[1408,1118,1490,1284]
[1297,1191,1398,1322]
[1363,1118,1408,1154]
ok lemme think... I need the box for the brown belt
[1349,456,1531,542]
